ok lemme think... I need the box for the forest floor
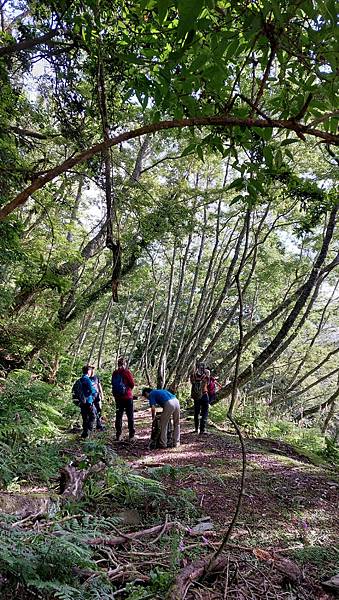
[1,406,338,600]
[108,407,339,599]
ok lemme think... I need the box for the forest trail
[113,408,338,535]
[106,408,339,597]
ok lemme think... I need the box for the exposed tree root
[60,465,88,500]
[167,556,229,600]
[59,461,106,500]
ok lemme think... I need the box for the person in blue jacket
[89,365,104,431]
[80,365,97,439]
[142,388,180,448]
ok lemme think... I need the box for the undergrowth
[209,401,339,465]
[0,513,123,599]
[289,545,339,579]
[0,370,69,486]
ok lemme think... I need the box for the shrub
[0,370,67,444]
[0,370,69,486]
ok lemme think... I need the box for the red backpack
[208,378,216,395]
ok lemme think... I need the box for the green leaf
[259,127,273,141]
[229,194,243,205]
[225,39,239,60]
[177,0,204,38]
[181,142,196,157]
[250,178,264,194]
[190,52,209,71]
[212,138,225,155]
[142,92,149,110]
[196,145,204,161]
[330,117,338,135]
[213,34,230,58]
[263,146,273,167]
[228,177,244,190]
[158,0,172,23]
[247,182,259,198]
[271,0,281,21]
[280,139,299,146]
[253,127,273,140]
[275,149,283,168]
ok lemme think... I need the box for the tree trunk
[97,298,113,368]
[216,205,338,401]
[157,243,177,388]
[97,53,121,301]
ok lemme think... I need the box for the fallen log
[0,491,52,519]
[88,521,182,546]
[167,549,304,600]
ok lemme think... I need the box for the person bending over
[142,387,180,448]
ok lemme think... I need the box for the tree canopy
[0,0,338,423]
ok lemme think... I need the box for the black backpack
[191,378,205,401]
[72,378,86,406]
[149,415,174,450]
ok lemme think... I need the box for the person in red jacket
[112,356,135,441]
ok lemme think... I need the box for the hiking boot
[173,443,181,448]
[129,435,135,442]
[116,434,121,441]
[199,431,208,435]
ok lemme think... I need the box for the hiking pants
[115,397,135,438]
[94,396,103,430]
[80,403,96,438]
[160,398,180,448]
[194,393,209,433]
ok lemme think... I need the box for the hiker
[72,365,97,439]
[190,362,209,434]
[141,387,180,448]
[112,357,135,441]
[89,365,104,431]
[206,369,221,405]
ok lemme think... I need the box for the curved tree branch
[0,29,59,57]
[1,116,338,221]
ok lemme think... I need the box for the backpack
[191,378,205,401]
[72,378,86,405]
[149,414,174,450]
[112,371,127,397]
[207,378,216,395]
[90,375,100,399]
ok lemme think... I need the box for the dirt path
[111,409,338,592]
